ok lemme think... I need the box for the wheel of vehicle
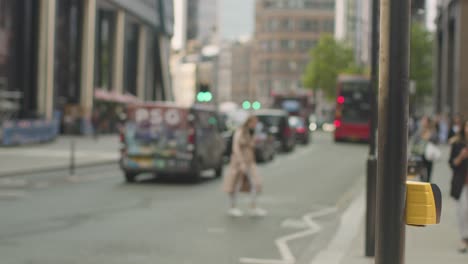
[269,151,275,161]
[188,162,202,182]
[124,172,137,183]
[215,162,224,178]
[259,151,267,163]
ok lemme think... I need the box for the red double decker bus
[334,75,371,142]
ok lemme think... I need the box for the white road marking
[0,190,27,199]
[0,178,28,188]
[309,191,365,264]
[239,207,337,264]
[281,219,308,229]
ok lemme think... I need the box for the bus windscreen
[340,82,370,124]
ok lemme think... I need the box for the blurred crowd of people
[410,113,468,252]
[409,113,464,145]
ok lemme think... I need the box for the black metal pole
[375,0,411,263]
[70,139,76,176]
[365,0,380,257]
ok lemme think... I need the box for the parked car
[289,116,310,144]
[120,102,225,182]
[220,111,276,163]
[255,109,296,152]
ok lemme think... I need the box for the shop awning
[94,89,141,104]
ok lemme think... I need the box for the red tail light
[337,96,345,104]
[334,120,342,128]
[188,128,195,144]
[296,127,306,134]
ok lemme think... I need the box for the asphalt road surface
[0,132,367,264]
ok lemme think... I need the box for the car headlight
[322,123,336,132]
[309,123,317,132]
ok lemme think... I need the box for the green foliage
[410,23,434,97]
[302,35,364,98]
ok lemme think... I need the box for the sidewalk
[0,135,119,177]
[342,146,468,264]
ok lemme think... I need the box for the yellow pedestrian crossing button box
[405,181,442,226]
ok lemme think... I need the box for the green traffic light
[197,92,204,102]
[197,91,213,102]
[205,92,213,102]
[242,101,251,109]
[252,101,261,110]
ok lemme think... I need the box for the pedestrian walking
[449,114,464,141]
[91,110,100,140]
[411,116,440,182]
[438,114,450,144]
[448,120,468,253]
[223,115,266,217]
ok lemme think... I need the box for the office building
[334,0,370,65]
[0,0,173,133]
[434,0,468,118]
[252,0,335,104]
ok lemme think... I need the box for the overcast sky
[219,0,254,39]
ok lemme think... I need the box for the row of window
[259,39,318,52]
[261,19,334,33]
[256,79,303,92]
[263,0,335,10]
[258,60,309,73]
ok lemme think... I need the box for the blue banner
[1,112,61,146]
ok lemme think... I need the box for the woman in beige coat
[223,115,266,217]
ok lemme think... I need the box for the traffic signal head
[252,101,262,110]
[197,91,212,102]
[242,101,251,110]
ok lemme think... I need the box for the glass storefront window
[145,33,156,100]
[0,0,39,118]
[0,0,13,91]
[123,20,139,96]
[94,9,115,91]
[55,0,83,105]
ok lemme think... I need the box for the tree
[410,23,433,98]
[302,35,363,99]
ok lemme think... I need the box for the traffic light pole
[375,0,411,263]
[365,0,380,257]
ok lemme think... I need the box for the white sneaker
[249,207,268,217]
[228,208,244,217]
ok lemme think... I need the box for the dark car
[220,113,276,163]
[120,102,225,182]
[254,122,276,162]
[255,109,296,152]
[289,116,310,144]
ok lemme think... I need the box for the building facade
[252,0,335,104]
[231,39,253,104]
[172,0,218,52]
[197,0,219,46]
[434,0,468,118]
[334,0,370,66]
[0,0,173,133]
[217,40,232,103]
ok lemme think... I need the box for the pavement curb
[0,160,117,178]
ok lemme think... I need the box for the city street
[0,132,368,264]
